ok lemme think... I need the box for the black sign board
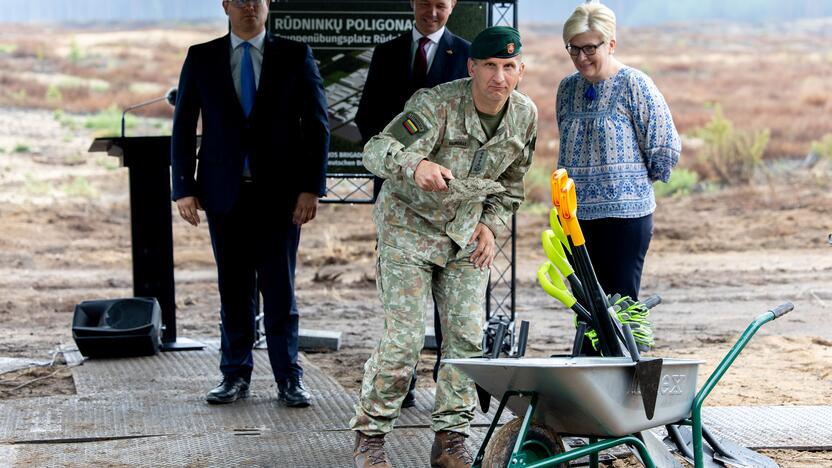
[269,1,488,176]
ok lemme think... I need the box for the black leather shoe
[277,376,311,407]
[401,388,416,408]
[205,376,250,404]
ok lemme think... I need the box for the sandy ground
[0,106,830,466]
[0,20,831,466]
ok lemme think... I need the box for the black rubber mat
[0,344,828,467]
[0,390,355,441]
[1,346,511,444]
[0,390,511,443]
[703,405,832,450]
[66,343,343,396]
[1,427,490,468]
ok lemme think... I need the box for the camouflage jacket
[363,78,538,266]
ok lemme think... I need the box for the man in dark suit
[354,0,470,409]
[171,0,329,408]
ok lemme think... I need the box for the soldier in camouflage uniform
[351,26,537,468]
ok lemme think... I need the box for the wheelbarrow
[446,301,794,468]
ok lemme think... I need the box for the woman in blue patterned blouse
[556,1,681,301]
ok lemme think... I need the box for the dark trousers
[580,214,653,301]
[207,182,302,382]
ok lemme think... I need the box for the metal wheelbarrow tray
[446,302,794,468]
[444,356,703,437]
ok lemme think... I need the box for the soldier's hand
[293,192,319,225]
[470,223,496,270]
[176,196,202,227]
[414,160,454,192]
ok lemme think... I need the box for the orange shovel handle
[561,179,585,246]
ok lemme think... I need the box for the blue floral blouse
[556,66,681,220]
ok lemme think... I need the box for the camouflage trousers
[350,242,488,436]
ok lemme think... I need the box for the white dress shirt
[230,29,266,101]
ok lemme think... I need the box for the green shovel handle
[537,262,577,309]
[548,208,572,255]
[542,230,574,277]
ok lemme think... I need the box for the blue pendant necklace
[584,84,597,101]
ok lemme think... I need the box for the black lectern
[89,136,203,351]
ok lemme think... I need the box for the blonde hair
[562,1,617,45]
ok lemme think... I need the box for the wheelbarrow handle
[769,301,794,319]
[690,300,795,467]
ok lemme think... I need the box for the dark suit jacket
[171,33,330,214]
[355,29,471,144]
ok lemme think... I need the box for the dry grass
[0,24,224,117]
[1,20,830,161]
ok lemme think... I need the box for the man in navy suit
[171,0,329,407]
[355,0,470,409]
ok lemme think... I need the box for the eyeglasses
[566,42,604,57]
[226,0,264,8]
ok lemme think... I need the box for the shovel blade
[475,383,491,413]
[636,358,663,420]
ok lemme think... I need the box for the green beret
[470,26,522,59]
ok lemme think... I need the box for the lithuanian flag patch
[401,112,425,135]
[392,111,428,145]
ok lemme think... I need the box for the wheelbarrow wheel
[482,417,565,468]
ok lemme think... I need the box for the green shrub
[654,168,699,197]
[54,109,79,131]
[84,105,135,137]
[810,134,832,161]
[89,80,110,93]
[24,173,51,195]
[46,84,63,103]
[95,156,120,170]
[693,104,770,185]
[63,176,97,198]
[518,201,551,216]
[83,107,172,137]
[14,143,30,153]
[65,153,86,165]
[67,38,83,63]
[11,89,27,102]
[524,162,551,199]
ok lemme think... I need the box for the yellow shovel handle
[537,262,577,309]
[542,230,574,276]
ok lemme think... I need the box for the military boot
[354,431,392,468]
[430,431,473,468]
